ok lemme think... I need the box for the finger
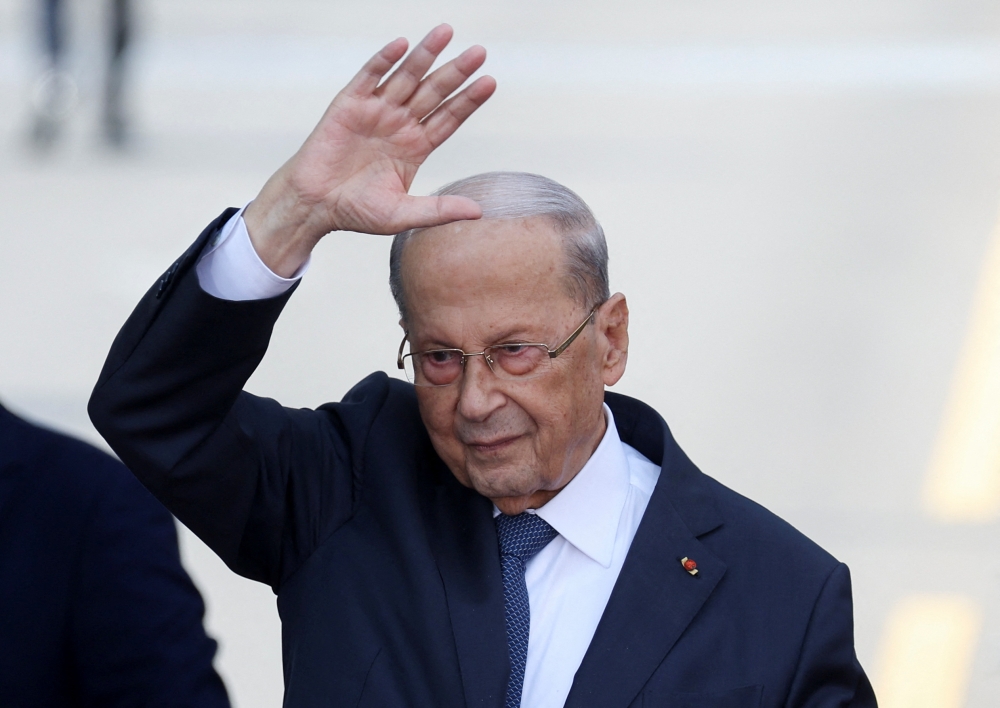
[376,24,454,106]
[343,37,409,98]
[391,194,483,231]
[421,75,497,149]
[405,45,487,120]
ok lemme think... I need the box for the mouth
[465,435,522,455]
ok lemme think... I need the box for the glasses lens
[487,344,549,379]
[407,350,463,386]
[401,354,418,383]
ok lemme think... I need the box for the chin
[465,464,540,501]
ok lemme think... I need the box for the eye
[495,344,529,356]
[490,344,547,377]
[425,350,461,366]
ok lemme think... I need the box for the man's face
[399,217,628,514]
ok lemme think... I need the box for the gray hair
[389,171,609,322]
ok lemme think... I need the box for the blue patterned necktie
[495,512,559,708]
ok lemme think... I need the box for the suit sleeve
[71,457,230,707]
[88,211,387,588]
[785,563,878,707]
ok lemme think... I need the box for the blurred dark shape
[0,402,231,707]
[30,0,134,149]
[105,0,131,146]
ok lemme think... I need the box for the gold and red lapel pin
[680,557,699,576]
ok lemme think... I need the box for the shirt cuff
[195,205,310,301]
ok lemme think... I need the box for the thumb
[392,194,483,231]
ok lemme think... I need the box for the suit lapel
[565,396,728,708]
[564,484,726,707]
[423,461,509,708]
[420,392,727,708]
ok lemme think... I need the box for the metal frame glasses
[397,305,600,387]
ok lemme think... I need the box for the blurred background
[2,1,999,706]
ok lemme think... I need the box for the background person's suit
[0,402,230,707]
[89,209,876,708]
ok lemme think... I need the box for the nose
[456,354,506,423]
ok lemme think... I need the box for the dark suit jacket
[89,209,876,708]
[0,403,230,707]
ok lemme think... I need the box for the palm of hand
[287,27,494,238]
[294,92,438,236]
[245,25,494,276]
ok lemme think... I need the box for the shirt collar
[526,404,631,568]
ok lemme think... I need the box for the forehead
[400,217,576,336]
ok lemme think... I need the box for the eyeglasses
[397,306,600,387]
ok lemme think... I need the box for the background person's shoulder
[0,404,135,502]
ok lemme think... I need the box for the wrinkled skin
[239,25,629,513]
[400,217,630,515]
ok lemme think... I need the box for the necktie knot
[495,512,559,562]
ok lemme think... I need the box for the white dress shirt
[509,406,659,708]
[196,211,661,707]
[195,206,309,301]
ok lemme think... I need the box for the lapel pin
[680,556,699,576]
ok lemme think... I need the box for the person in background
[0,401,230,706]
[31,0,132,148]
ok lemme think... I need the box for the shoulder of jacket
[699,473,840,572]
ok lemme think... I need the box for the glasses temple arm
[397,333,408,369]
[548,307,599,358]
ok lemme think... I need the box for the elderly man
[90,25,875,708]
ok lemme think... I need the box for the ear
[597,293,629,386]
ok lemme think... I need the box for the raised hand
[244,24,496,277]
